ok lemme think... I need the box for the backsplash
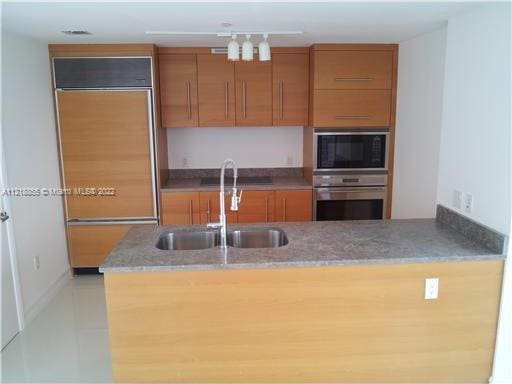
[167,126,303,169]
[168,167,304,179]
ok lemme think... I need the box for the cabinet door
[159,54,198,127]
[68,224,134,268]
[237,191,275,223]
[312,90,391,127]
[199,192,238,224]
[272,53,309,126]
[314,51,393,90]
[197,55,235,126]
[161,192,200,225]
[275,190,313,222]
[235,60,272,126]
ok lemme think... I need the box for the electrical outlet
[286,156,293,166]
[181,157,188,168]
[34,255,40,271]
[452,190,462,210]
[425,278,439,300]
[463,193,473,214]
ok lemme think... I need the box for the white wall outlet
[425,278,439,300]
[452,189,462,210]
[463,193,473,213]
[34,255,40,271]
[181,157,188,168]
[286,156,293,166]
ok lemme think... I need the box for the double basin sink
[156,228,288,250]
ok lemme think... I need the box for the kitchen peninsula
[101,205,505,383]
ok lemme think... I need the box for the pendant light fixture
[227,34,239,61]
[258,33,271,61]
[241,34,253,61]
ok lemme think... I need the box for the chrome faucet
[207,158,242,249]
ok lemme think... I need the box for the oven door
[314,187,387,221]
[314,131,389,172]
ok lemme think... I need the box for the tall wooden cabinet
[234,60,272,126]
[197,55,236,126]
[272,52,309,126]
[159,54,198,127]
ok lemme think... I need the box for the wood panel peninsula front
[101,207,506,383]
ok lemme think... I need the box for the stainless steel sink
[156,231,219,250]
[227,228,289,248]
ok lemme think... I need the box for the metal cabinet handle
[282,198,287,221]
[279,81,284,119]
[186,81,192,120]
[335,77,373,81]
[334,115,371,120]
[188,200,193,224]
[225,81,229,119]
[265,197,268,222]
[206,200,211,222]
[242,81,247,119]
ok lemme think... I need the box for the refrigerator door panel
[57,90,156,219]
[67,221,156,268]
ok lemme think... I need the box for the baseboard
[22,268,71,328]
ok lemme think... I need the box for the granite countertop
[160,176,312,192]
[100,218,505,273]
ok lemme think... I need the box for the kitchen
[1,2,511,383]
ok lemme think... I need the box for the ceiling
[2,1,485,46]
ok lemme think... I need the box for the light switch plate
[425,278,439,300]
[453,190,462,210]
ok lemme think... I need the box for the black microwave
[314,129,389,172]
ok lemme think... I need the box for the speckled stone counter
[100,218,505,273]
[160,177,311,192]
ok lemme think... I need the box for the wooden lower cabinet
[105,260,503,383]
[237,191,275,223]
[161,191,200,225]
[163,189,312,224]
[275,190,312,221]
[199,191,237,224]
[68,224,133,268]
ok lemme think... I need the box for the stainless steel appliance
[313,128,389,221]
[314,129,389,172]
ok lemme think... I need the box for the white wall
[437,3,511,234]
[392,27,447,219]
[167,127,303,169]
[2,31,70,322]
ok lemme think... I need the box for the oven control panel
[313,174,388,187]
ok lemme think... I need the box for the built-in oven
[314,129,389,173]
[313,173,388,221]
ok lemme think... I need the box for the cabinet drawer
[314,51,393,90]
[161,192,200,225]
[68,224,134,268]
[312,90,391,127]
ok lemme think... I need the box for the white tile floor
[1,276,112,383]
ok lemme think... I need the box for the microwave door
[315,132,389,171]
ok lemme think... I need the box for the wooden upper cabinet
[275,190,312,222]
[314,51,393,90]
[312,89,391,127]
[237,191,275,223]
[197,55,235,126]
[272,53,309,126]
[235,60,272,126]
[159,54,198,127]
[161,192,200,225]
